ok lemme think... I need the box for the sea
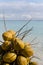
[0,20,43,65]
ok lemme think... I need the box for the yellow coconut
[7,30,16,36]
[26,57,30,64]
[13,38,25,50]
[2,31,13,41]
[3,52,17,63]
[1,41,11,51]
[17,56,27,65]
[21,43,34,57]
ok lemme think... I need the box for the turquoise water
[0,20,43,41]
[0,20,43,65]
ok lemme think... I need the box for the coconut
[13,38,25,51]
[7,30,16,36]
[21,43,34,57]
[2,31,13,41]
[3,52,17,63]
[1,41,11,51]
[17,56,27,65]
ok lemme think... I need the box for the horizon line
[0,19,43,21]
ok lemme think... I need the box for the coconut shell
[7,30,16,36]
[1,41,11,51]
[21,44,34,57]
[26,57,30,64]
[13,38,25,51]
[3,52,17,63]
[17,56,27,65]
[2,31,13,41]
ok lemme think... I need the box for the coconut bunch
[0,19,38,65]
[0,30,38,65]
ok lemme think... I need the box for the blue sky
[0,0,43,2]
[0,0,43,20]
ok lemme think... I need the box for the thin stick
[27,43,38,46]
[16,18,32,36]
[30,56,41,60]
[30,37,37,43]
[3,11,7,31]
[31,42,39,45]
[21,27,33,40]
[17,29,30,37]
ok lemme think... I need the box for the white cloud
[22,14,32,20]
[0,13,16,20]
[0,2,43,20]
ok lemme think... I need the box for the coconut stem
[16,18,32,36]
